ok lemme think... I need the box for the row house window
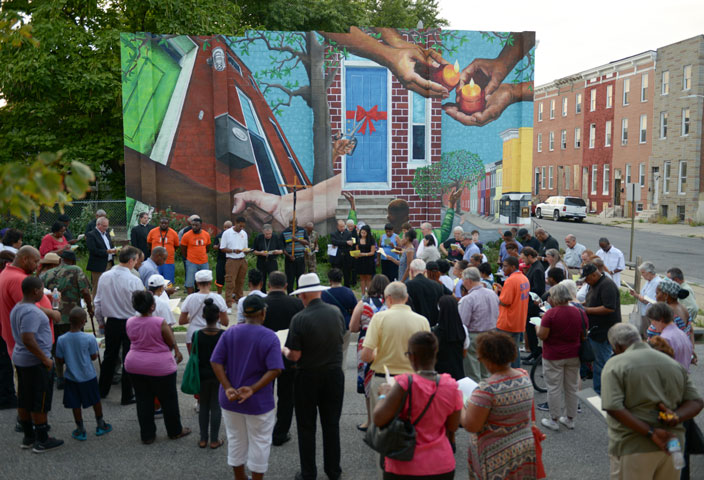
[623,78,630,105]
[641,73,648,102]
[621,118,628,145]
[683,65,692,90]
[590,89,596,111]
[576,93,582,114]
[662,70,669,95]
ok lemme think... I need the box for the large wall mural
[121,28,535,233]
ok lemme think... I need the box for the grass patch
[619,288,636,305]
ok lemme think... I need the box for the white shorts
[222,408,276,473]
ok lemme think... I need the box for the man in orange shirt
[495,256,530,368]
[180,217,211,293]
[146,217,179,284]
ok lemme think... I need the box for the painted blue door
[345,67,388,183]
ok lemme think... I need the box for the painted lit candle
[432,60,460,89]
[458,78,485,114]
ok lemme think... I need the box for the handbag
[578,309,595,363]
[364,374,439,461]
[181,330,201,394]
[531,401,547,479]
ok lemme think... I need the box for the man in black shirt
[582,263,621,395]
[284,273,345,480]
[517,228,541,251]
[329,219,354,287]
[535,227,560,269]
[253,224,283,293]
[130,212,151,259]
[521,247,545,364]
[263,271,303,446]
[405,258,451,326]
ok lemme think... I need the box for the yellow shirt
[363,304,430,375]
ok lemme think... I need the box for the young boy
[10,276,64,452]
[55,307,112,441]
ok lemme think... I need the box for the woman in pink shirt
[39,222,70,258]
[125,291,190,444]
[373,331,462,479]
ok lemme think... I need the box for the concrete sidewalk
[585,213,704,239]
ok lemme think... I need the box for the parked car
[535,196,587,222]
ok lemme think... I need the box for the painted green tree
[412,150,485,213]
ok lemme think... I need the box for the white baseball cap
[147,274,166,288]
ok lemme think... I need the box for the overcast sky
[440,0,704,86]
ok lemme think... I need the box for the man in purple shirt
[645,302,692,371]
[211,295,283,480]
[458,267,499,382]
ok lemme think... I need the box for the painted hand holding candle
[457,78,485,114]
[431,60,461,90]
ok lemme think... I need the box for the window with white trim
[590,89,596,111]
[606,85,613,108]
[623,78,630,105]
[562,97,568,117]
[661,71,669,95]
[664,161,671,194]
[678,161,687,194]
[537,133,542,152]
[683,65,692,90]
[641,73,648,102]
[561,129,567,149]
[541,167,546,189]
[589,123,596,148]
[591,165,598,194]
[409,92,431,164]
[603,164,610,194]
[549,131,554,151]
[575,93,582,114]
[605,120,612,147]
[625,164,632,184]
[538,102,543,121]
[682,108,690,136]
[639,163,645,187]
[549,99,555,119]
[639,114,647,143]
[660,112,668,139]
[621,118,628,145]
[574,127,581,148]
[548,165,554,189]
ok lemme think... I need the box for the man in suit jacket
[86,216,116,295]
[130,212,151,259]
[329,219,354,287]
[84,209,107,234]
[405,258,450,327]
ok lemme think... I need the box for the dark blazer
[405,274,451,327]
[525,261,546,317]
[86,228,114,273]
[329,229,353,255]
[130,224,151,258]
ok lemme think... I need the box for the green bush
[1,216,49,248]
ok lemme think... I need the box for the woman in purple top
[537,283,585,432]
[125,291,189,444]
[645,302,693,371]
[211,295,283,480]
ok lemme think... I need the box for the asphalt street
[1,339,703,480]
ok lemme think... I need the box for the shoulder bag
[181,330,201,394]
[578,309,595,363]
[364,374,439,461]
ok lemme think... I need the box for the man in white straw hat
[283,273,345,480]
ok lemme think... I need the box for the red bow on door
[346,105,387,135]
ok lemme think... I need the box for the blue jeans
[184,260,209,288]
[498,329,523,368]
[157,263,175,283]
[588,338,613,395]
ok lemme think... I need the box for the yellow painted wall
[502,127,533,193]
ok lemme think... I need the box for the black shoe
[120,396,136,406]
[536,402,549,412]
[32,437,64,453]
[20,436,35,449]
[522,357,537,365]
[56,377,65,390]
[272,433,291,446]
[15,422,23,433]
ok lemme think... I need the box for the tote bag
[181,330,200,394]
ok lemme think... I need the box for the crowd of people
[0,208,703,480]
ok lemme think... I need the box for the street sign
[626,182,641,202]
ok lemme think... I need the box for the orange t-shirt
[496,271,530,333]
[146,227,180,264]
[181,230,211,265]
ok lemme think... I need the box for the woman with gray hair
[536,282,585,431]
[627,261,661,316]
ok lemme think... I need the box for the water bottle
[51,288,60,309]
[667,437,685,470]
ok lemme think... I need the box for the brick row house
[533,34,704,222]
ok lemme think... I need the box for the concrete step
[335,206,388,217]
[336,195,396,207]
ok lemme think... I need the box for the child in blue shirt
[55,307,112,441]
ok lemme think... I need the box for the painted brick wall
[583,77,616,212]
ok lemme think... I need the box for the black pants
[294,368,344,480]
[257,257,279,293]
[524,316,541,358]
[380,260,399,281]
[98,318,133,403]
[273,368,295,442]
[130,372,182,441]
[0,336,17,407]
[285,257,306,294]
[341,254,354,288]
[198,377,221,443]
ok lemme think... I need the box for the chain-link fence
[34,200,128,240]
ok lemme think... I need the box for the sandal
[199,440,207,448]
[209,439,224,449]
[169,427,192,440]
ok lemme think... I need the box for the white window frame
[575,93,582,114]
[605,120,612,147]
[541,166,546,189]
[641,73,648,102]
[548,165,554,189]
[574,127,581,148]
[660,112,668,139]
[639,114,647,144]
[590,89,596,111]
[538,102,543,121]
[623,78,630,105]
[408,91,432,167]
[664,161,671,194]
[682,108,690,136]
[639,163,645,187]
[589,123,596,148]
[561,129,567,149]
[603,164,610,195]
[549,99,555,119]
[625,164,632,184]
[562,97,568,117]
[537,133,542,152]
[606,85,613,108]
[678,161,687,195]
[661,70,669,95]
[683,65,692,91]
[591,165,598,194]
[549,131,554,151]
[621,118,628,145]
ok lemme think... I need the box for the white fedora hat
[291,273,330,295]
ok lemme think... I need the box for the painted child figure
[55,307,112,441]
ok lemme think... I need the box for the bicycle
[530,353,547,393]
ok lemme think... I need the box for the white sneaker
[559,416,575,429]
[226,308,232,314]
[541,417,559,431]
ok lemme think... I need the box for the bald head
[13,246,40,274]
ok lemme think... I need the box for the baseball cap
[195,270,213,283]
[243,295,267,315]
[517,228,529,238]
[59,250,76,262]
[580,263,598,280]
[148,274,166,288]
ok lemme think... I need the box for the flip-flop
[210,439,224,449]
[356,424,368,432]
[199,440,207,448]
[169,427,192,440]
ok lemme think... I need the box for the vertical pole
[629,183,635,262]
[634,255,642,294]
